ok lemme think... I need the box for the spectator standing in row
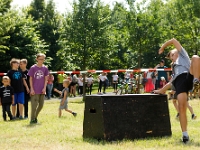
[112,72,118,93]
[28,53,49,124]
[87,74,94,95]
[46,71,54,99]
[70,74,78,97]
[7,58,29,119]
[19,59,30,119]
[57,69,66,91]
[144,70,154,93]
[77,74,83,96]
[98,72,108,94]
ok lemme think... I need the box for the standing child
[28,53,49,124]
[7,58,29,119]
[0,76,14,121]
[54,79,77,117]
[19,59,30,119]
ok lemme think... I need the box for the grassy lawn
[1,93,200,150]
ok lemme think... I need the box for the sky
[11,0,142,13]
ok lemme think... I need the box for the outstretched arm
[159,38,182,54]
[54,88,62,95]
[153,82,172,94]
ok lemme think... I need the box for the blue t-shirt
[157,66,168,82]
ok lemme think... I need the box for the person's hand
[153,89,165,94]
[42,88,46,94]
[53,88,57,92]
[26,87,30,94]
[158,47,164,54]
[30,89,35,95]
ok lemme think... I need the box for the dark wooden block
[83,94,172,141]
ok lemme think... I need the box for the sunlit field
[1,93,200,150]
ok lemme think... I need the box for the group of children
[0,53,76,123]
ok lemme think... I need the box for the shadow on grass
[83,136,173,145]
[24,123,42,128]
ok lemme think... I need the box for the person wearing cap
[154,59,169,90]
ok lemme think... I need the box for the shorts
[172,73,193,95]
[59,99,68,110]
[70,82,77,86]
[13,92,24,105]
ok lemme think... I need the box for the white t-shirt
[125,72,130,79]
[87,77,93,84]
[99,74,107,81]
[112,74,118,81]
[146,72,153,79]
[78,78,83,86]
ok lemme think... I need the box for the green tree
[27,0,62,70]
[0,9,47,71]
[59,0,111,71]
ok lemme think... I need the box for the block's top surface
[86,94,167,97]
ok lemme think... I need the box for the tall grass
[0,96,200,150]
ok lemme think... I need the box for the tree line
[0,0,199,72]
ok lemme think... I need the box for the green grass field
[0,94,200,150]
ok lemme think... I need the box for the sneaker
[30,120,36,124]
[72,112,77,117]
[182,136,189,144]
[193,80,199,92]
[24,116,28,119]
[30,118,37,124]
[192,114,197,120]
[19,116,23,120]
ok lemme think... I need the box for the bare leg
[173,99,179,113]
[18,103,24,117]
[187,102,194,115]
[177,93,188,132]
[65,109,72,113]
[190,55,200,78]
[59,109,62,117]
[12,105,16,117]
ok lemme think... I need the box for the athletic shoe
[19,116,23,120]
[192,114,197,120]
[72,112,77,117]
[182,136,189,144]
[30,118,38,124]
[193,80,199,92]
